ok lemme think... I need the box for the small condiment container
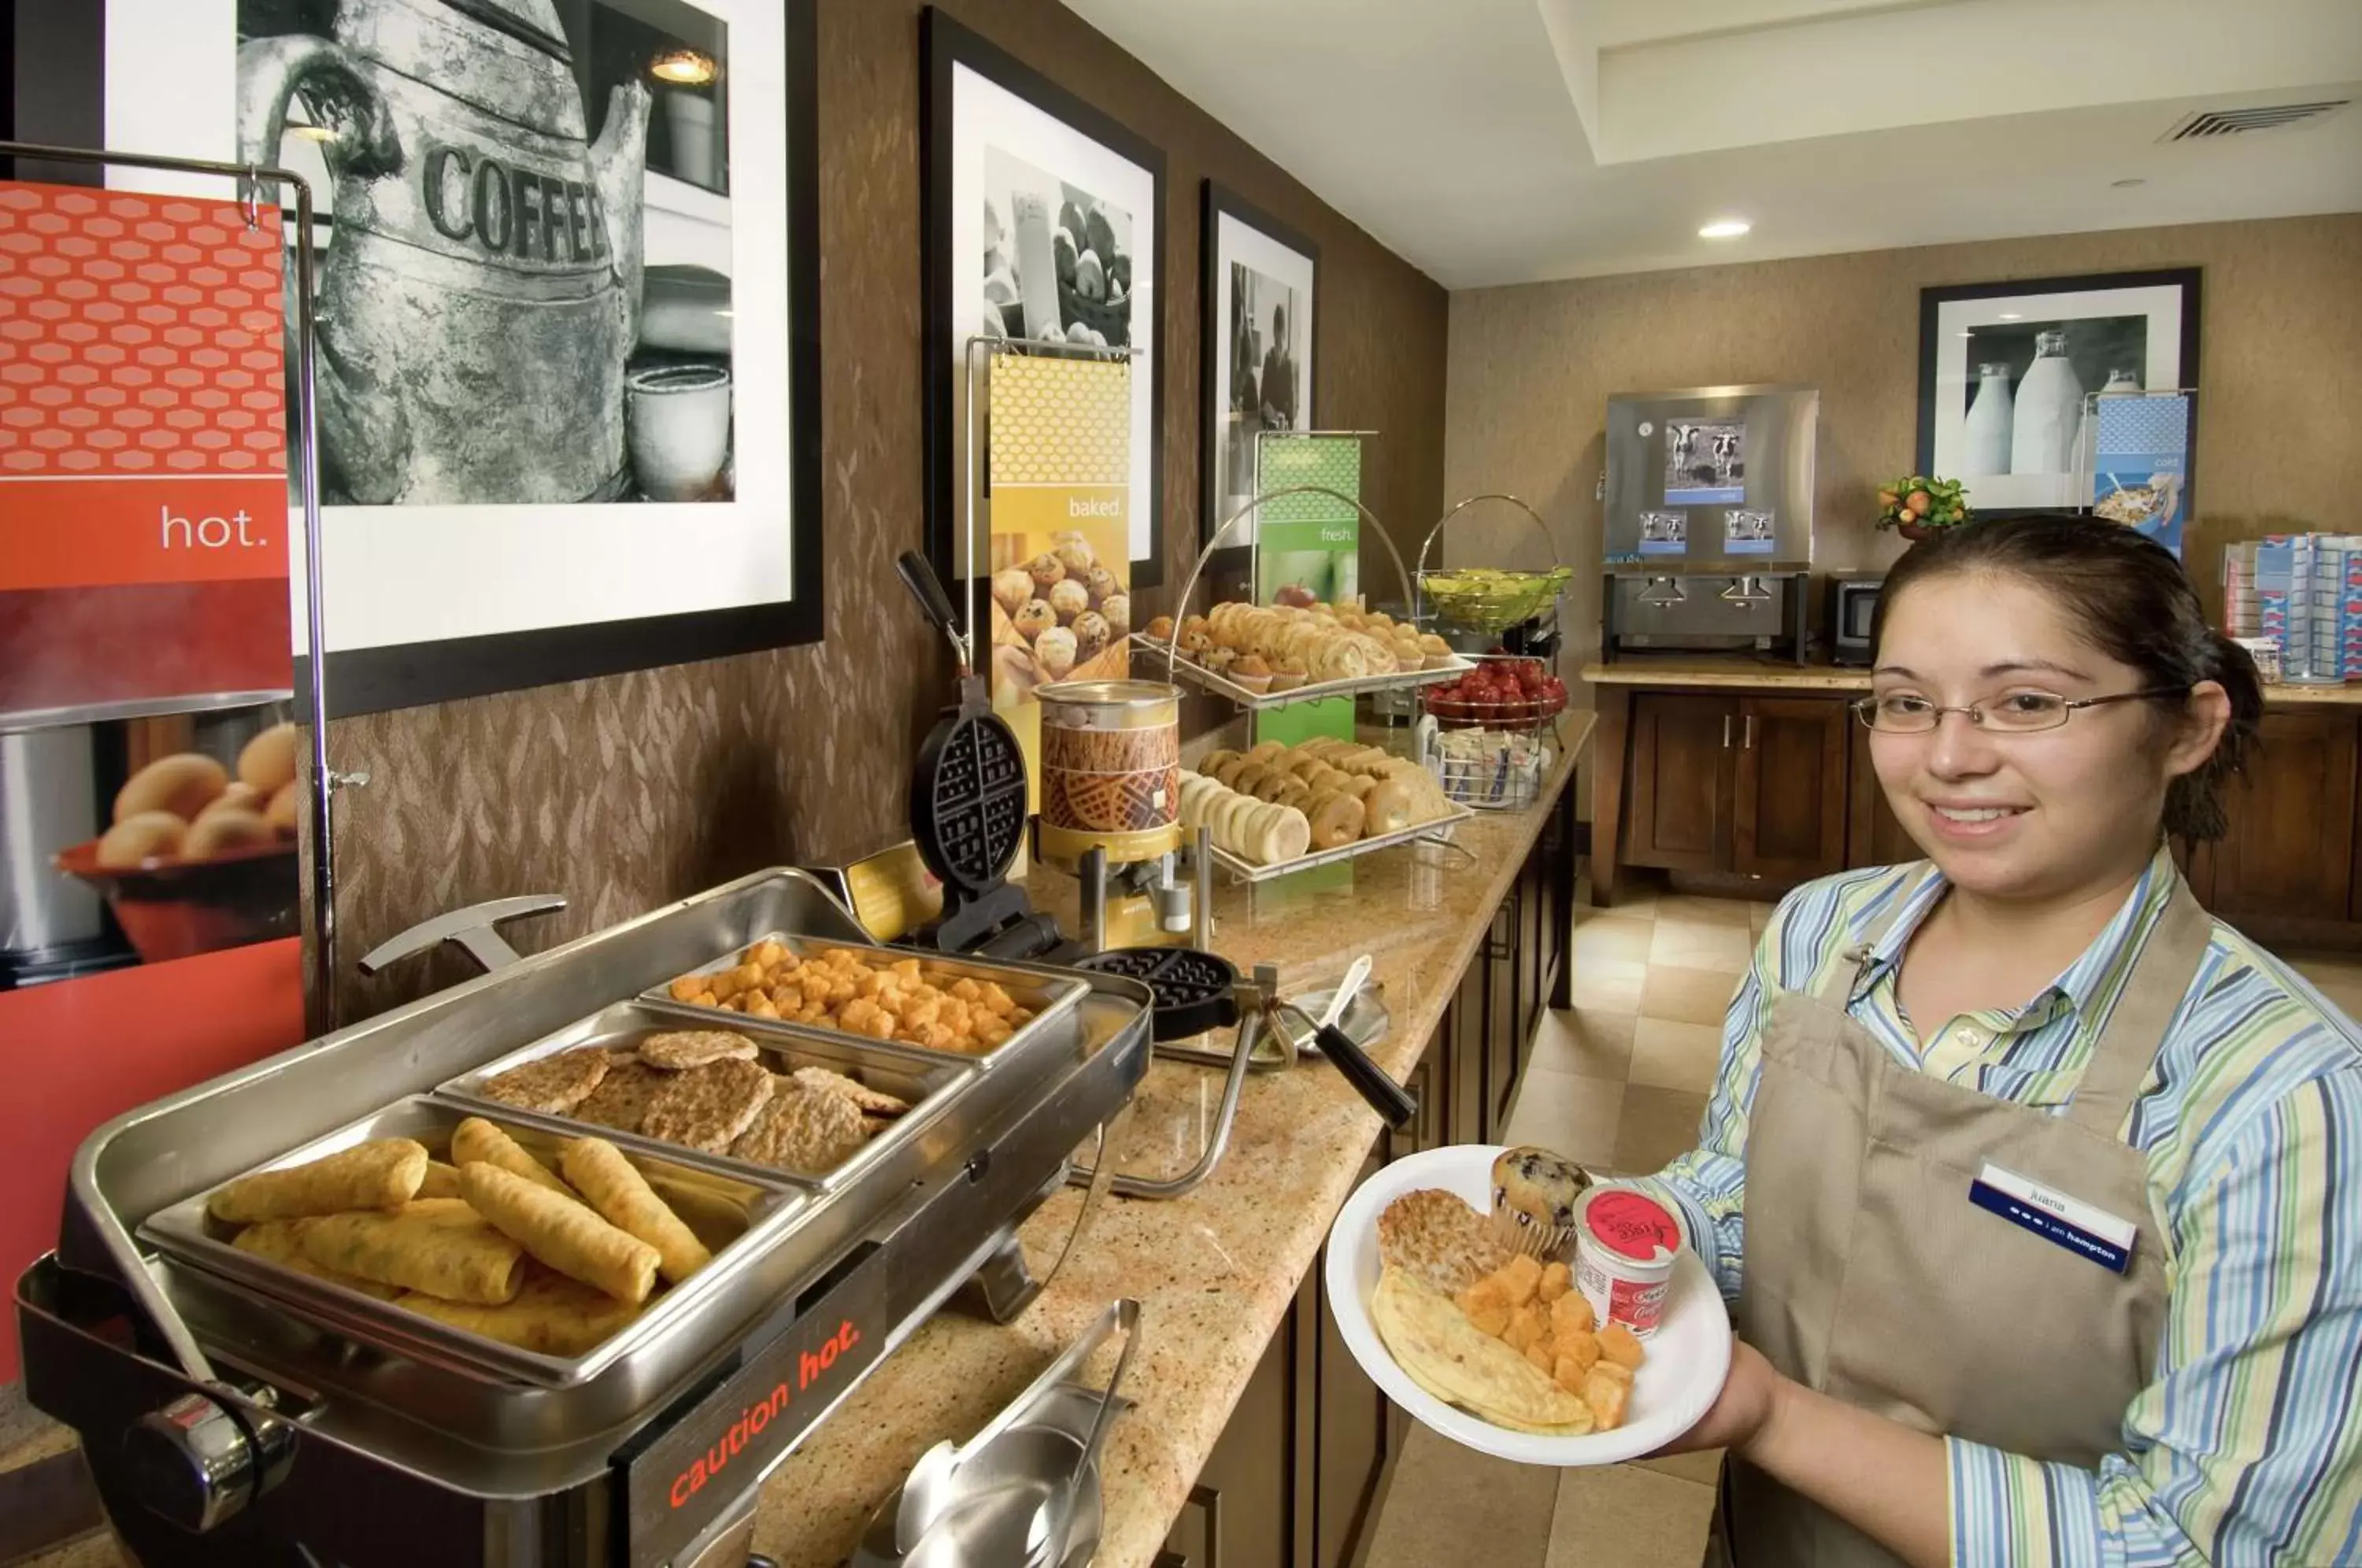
[2231,636,2282,686]
[1572,1185,1686,1340]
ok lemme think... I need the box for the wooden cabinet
[2202,712,2359,923]
[1620,691,1848,886]
[1846,720,1919,869]
[1731,697,1849,880]
[1486,888,1520,1132]
[1594,673,2362,948]
[1626,694,1734,871]
[1448,955,1488,1146]
[1314,1132,1393,1568]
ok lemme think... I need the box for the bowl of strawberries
[1421,654,1568,732]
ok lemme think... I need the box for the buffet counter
[9,713,1591,1568]
[747,712,1591,1567]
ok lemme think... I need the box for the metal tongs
[894,1298,1142,1553]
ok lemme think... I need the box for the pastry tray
[1209,802,1474,884]
[439,1000,975,1191]
[643,932,1091,1071]
[1129,636,1471,712]
[139,1096,802,1389]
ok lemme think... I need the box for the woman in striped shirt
[1646,516,2362,1566]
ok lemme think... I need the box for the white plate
[1323,1144,1732,1466]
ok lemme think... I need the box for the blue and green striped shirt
[1640,846,2362,1566]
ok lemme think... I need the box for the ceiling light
[1697,219,1751,239]
[1997,312,2022,321]
[651,49,716,85]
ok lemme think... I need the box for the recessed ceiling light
[2112,176,2146,187]
[1698,219,1751,239]
[1997,312,2022,321]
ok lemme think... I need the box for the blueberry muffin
[1489,1145,1592,1260]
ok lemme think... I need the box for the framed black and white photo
[83,0,822,716]
[1917,268,2200,516]
[1201,181,1316,553]
[922,7,1165,589]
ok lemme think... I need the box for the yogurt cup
[1572,1185,1687,1339]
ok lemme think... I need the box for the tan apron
[1727,871,2208,1568]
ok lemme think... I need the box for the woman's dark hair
[1870,513,2263,841]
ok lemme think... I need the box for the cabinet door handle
[1722,715,1733,749]
[1743,714,1757,749]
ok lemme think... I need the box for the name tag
[1968,1163,2138,1274]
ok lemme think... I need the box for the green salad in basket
[1419,566,1572,634]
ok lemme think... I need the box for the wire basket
[1413,494,1568,637]
[1418,566,1572,635]
[1427,727,1552,812]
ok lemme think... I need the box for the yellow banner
[985,354,1134,832]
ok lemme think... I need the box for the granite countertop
[1582,656,2360,707]
[7,714,1593,1568]
[750,712,1592,1568]
[1583,656,1871,691]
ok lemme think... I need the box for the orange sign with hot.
[0,182,290,590]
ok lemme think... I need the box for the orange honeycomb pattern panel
[0,184,288,478]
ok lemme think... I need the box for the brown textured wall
[1444,213,2362,659]
[327,0,1447,1019]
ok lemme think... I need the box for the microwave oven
[1825,573,1883,666]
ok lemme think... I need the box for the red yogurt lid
[1582,1188,1682,1261]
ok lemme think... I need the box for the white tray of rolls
[1180,737,1471,883]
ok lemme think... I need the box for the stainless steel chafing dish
[14,869,1153,1568]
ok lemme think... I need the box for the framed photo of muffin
[80,0,824,716]
[923,6,1167,593]
[1917,268,2200,516]
[1202,181,1317,554]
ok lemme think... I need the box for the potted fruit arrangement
[1875,475,1970,542]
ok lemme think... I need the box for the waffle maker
[13,868,1154,1568]
[896,552,1064,960]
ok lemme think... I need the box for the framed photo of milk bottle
[1916,268,2200,516]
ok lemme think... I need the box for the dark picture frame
[921,6,1167,592]
[1916,267,2201,519]
[1201,179,1318,568]
[59,0,824,719]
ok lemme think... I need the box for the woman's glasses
[1852,686,2190,734]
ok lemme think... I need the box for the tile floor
[1361,881,2362,1568]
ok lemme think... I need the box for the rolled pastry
[209,1137,428,1224]
[559,1137,712,1284]
[450,1117,573,1196]
[416,1159,464,1200]
[231,1219,401,1300]
[460,1162,661,1306]
[300,1200,524,1304]
[395,1266,643,1356]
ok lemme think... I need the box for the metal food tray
[1129,635,1469,712]
[1208,802,1475,884]
[439,1000,974,1190]
[645,931,1090,1070]
[139,1096,800,1390]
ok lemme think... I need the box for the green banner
[1255,435,1361,607]
[1254,434,1364,747]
